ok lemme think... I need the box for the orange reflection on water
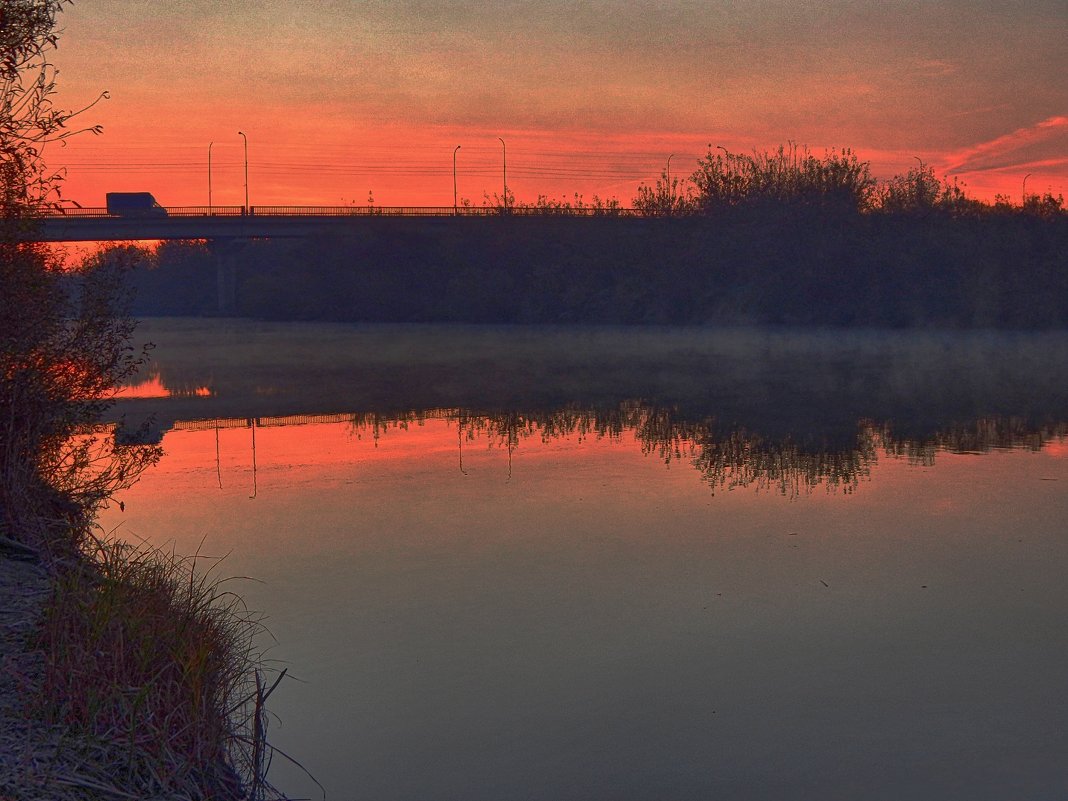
[144,417,638,479]
[116,373,212,399]
[1043,440,1068,458]
[122,413,1068,514]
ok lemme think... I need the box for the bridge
[29,204,649,314]
[32,205,643,242]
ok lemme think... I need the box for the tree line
[120,152,1068,328]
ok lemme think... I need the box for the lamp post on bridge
[208,141,214,213]
[498,136,507,212]
[238,131,249,213]
[666,153,674,209]
[453,145,461,215]
[913,155,926,206]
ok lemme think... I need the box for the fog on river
[100,319,1068,801]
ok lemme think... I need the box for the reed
[690,144,878,213]
[25,528,288,799]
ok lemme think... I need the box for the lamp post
[717,145,729,171]
[453,145,461,214]
[207,141,214,212]
[1023,173,1033,206]
[238,131,249,213]
[716,146,731,199]
[498,137,507,211]
[666,153,674,208]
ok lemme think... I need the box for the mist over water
[102,320,1068,801]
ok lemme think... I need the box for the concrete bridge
[30,204,646,314]
[32,204,642,242]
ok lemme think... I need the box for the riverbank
[122,209,1068,328]
[0,536,278,800]
[0,552,51,798]
[0,552,135,801]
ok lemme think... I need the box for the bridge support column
[216,253,237,314]
[207,238,246,315]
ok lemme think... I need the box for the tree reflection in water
[107,320,1068,496]
[150,404,1066,498]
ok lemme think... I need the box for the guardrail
[39,205,644,218]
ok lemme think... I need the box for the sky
[43,0,1067,208]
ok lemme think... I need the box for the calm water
[101,319,1068,801]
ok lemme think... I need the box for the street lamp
[498,137,507,211]
[1023,173,1033,205]
[453,145,461,214]
[717,146,731,193]
[666,153,674,206]
[207,141,214,212]
[238,131,249,213]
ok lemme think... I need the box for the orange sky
[43,0,1067,208]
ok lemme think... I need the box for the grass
[13,527,292,800]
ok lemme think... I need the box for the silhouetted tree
[1,0,156,554]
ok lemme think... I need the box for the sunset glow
[45,1,1067,208]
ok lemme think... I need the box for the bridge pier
[207,238,245,314]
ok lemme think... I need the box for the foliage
[1,0,147,553]
[2,5,288,799]
[1,250,162,554]
[1022,191,1065,220]
[633,168,695,216]
[530,192,624,215]
[482,186,516,213]
[34,533,285,800]
[875,161,943,215]
[679,144,1064,222]
[687,144,876,214]
[0,0,106,217]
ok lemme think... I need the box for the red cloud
[944,116,1068,175]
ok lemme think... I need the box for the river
[100,319,1068,801]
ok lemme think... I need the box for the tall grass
[688,144,878,213]
[27,530,289,799]
[649,143,1065,219]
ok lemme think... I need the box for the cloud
[944,116,1068,174]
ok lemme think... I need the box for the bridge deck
[30,205,644,242]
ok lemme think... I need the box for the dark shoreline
[122,211,1068,329]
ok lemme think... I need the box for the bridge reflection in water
[96,320,1068,800]
[111,404,1067,499]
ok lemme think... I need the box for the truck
[105,192,168,217]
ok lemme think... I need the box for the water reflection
[114,319,1068,454]
[102,321,1068,801]
[110,316,1068,495]
[125,404,1066,498]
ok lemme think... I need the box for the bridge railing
[162,206,248,216]
[248,205,643,217]
[40,206,247,217]
[38,205,645,218]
